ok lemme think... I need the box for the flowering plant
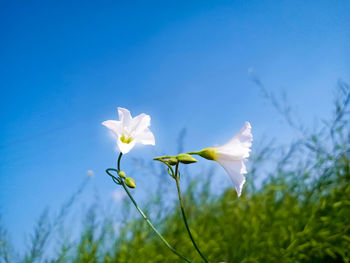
[103,107,252,263]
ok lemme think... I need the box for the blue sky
[0,0,349,249]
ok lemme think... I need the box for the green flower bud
[167,157,179,166]
[196,147,217,161]
[125,177,136,188]
[118,171,126,178]
[176,153,198,164]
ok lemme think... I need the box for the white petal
[218,122,252,160]
[103,107,155,154]
[218,159,247,197]
[118,107,132,126]
[102,120,123,137]
[230,121,252,147]
[117,139,136,154]
[135,128,155,145]
[129,113,151,136]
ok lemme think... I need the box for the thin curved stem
[117,152,122,170]
[174,163,209,263]
[120,182,193,262]
[113,153,193,263]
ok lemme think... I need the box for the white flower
[102,107,155,154]
[195,122,252,197]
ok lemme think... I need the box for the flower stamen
[120,134,133,144]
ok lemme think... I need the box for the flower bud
[167,157,179,166]
[125,177,136,188]
[176,153,197,164]
[118,171,126,178]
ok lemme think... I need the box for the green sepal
[191,147,217,161]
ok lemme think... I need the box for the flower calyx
[190,147,218,161]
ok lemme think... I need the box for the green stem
[115,153,194,263]
[117,152,122,170]
[186,151,199,155]
[174,163,210,263]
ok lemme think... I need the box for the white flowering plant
[103,107,252,263]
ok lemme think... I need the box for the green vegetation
[1,81,349,263]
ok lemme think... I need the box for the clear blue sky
[0,0,349,249]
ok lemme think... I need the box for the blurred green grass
[1,81,350,263]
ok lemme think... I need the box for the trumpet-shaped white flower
[195,122,252,197]
[102,107,155,154]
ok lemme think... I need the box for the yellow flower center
[120,134,133,144]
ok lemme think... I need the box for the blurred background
[0,1,349,262]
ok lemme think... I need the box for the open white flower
[102,107,155,154]
[194,122,252,197]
